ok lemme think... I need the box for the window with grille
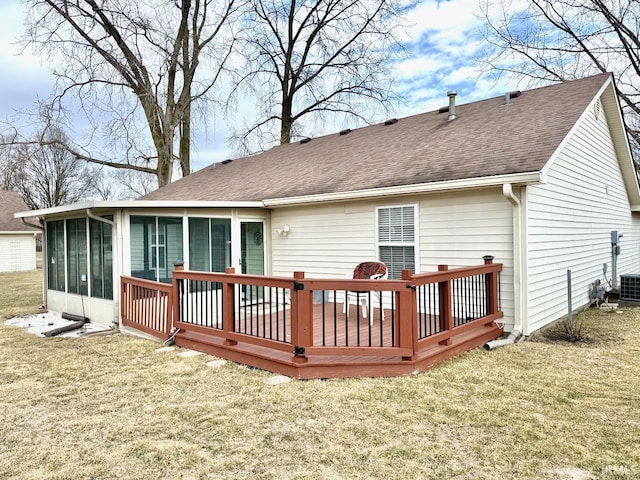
[130,216,183,283]
[377,205,416,279]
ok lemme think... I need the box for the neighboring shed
[0,191,39,272]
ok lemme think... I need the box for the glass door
[240,221,265,304]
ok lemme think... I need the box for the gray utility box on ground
[620,275,640,302]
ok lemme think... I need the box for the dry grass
[0,270,44,319]
[1,271,639,479]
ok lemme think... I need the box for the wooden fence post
[223,267,237,346]
[291,271,311,363]
[397,269,416,360]
[171,262,184,337]
[438,264,453,345]
[483,255,498,317]
[120,278,127,326]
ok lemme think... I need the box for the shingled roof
[0,191,37,232]
[142,73,613,203]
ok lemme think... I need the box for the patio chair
[343,261,387,325]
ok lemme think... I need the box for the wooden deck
[122,259,504,379]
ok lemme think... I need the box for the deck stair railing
[120,257,503,363]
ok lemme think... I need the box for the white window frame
[375,204,418,279]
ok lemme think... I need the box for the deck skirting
[174,322,502,379]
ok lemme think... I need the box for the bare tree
[479,0,640,155]
[232,0,406,152]
[113,169,157,199]
[2,127,97,210]
[0,146,21,191]
[5,0,240,187]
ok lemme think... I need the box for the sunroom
[16,201,269,327]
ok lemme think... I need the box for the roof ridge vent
[384,118,398,126]
[221,159,232,165]
[300,137,311,144]
[339,128,352,136]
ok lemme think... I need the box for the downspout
[86,209,115,227]
[484,183,524,350]
[22,218,46,308]
[86,209,118,327]
[21,218,44,231]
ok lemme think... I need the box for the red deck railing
[120,276,173,339]
[120,258,503,373]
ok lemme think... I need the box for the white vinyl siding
[270,192,514,327]
[0,234,36,272]
[271,202,376,278]
[418,190,514,327]
[527,100,640,333]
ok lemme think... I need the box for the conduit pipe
[483,183,525,350]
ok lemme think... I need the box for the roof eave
[14,200,266,219]
[263,172,543,207]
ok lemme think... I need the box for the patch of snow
[265,375,292,385]
[155,346,176,353]
[178,349,203,358]
[206,359,227,368]
[4,311,111,338]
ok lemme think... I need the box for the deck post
[483,255,498,317]
[171,262,184,336]
[291,271,311,363]
[398,269,416,360]
[222,267,237,346]
[438,264,453,345]
[120,277,127,326]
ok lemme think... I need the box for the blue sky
[0,0,515,173]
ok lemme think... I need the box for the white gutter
[484,183,526,349]
[264,172,542,207]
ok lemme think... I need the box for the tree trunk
[156,137,174,187]
[180,104,191,177]
[280,95,293,144]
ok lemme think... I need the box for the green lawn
[0,270,639,479]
